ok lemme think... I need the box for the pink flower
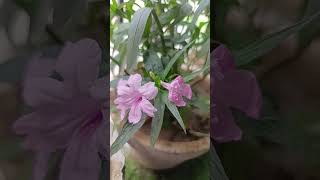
[114,74,158,124]
[161,76,192,107]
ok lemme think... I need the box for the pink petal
[117,85,131,96]
[168,91,186,107]
[56,39,101,94]
[139,82,158,100]
[59,133,100,180]
[128,103,142,124]
[24,54,55,79]
[139,98,157,117]
[182,84,192,99]
[161,82,171,90]
[127,74,142,89]
[212,45,236,74]
[117,79,128,87]
[211,103,242,142]
[217,70,262,119]
[175,76,184,84]
[23,77,70,107]
[89,76,107,101]
[33,151,51,180]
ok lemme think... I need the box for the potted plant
[110,0,210,169]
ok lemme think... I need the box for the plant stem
[46,25,64,45]
[151,9,167,54]
[110,56,121,67]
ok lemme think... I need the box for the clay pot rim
[132,129,210,154]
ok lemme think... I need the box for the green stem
[110,56,121,67]
[151,9,167,54]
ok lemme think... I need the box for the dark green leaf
[210,144,229,180]
[111,116,147,156]
[150,93,165,146]
[172,3,192,25]
[126,8,152,71]
[163,92,186,133]
[299,0,320,47]
[143,50,164,75]
[234,10,320,66]
[162,40,194,79]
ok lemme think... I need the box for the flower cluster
[114,75,192,124]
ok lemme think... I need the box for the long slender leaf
[299,0,320,47]
[162,40,194,79]
[163,92,186,133]
[210,144,229,180]
[126,8,152,71]
[234,10,320,66]
[150,93,165,146]
[111,116,146,156]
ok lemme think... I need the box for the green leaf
[234,10,320,66]
[126,8,152,71]
[172,3,193,25]
[111,116,147,156]
[150,93,165,146]
[210,145,229,180]
[162,40,194,79]
[189,0,209,31]
[163,92,186,133]
[299,0,320,47]
[143,50,164,75]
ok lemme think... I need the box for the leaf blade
[162,40,194,79]
[126,8,152,71]
[163,92,186,133]
[234,10,320,66]
[111,116,146,156]
[150,93,165,146]
[210,144,229,180]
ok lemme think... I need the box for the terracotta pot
[128,124,210,170]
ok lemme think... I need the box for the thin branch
[151,9,167,54]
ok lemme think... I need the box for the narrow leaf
[126,8,152,71]
[111,116,146,156]
[210,144,229,180]
[162,40,194,79]
[163,92,186,133]
[150,93,165,146]
[234,10,320,66]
